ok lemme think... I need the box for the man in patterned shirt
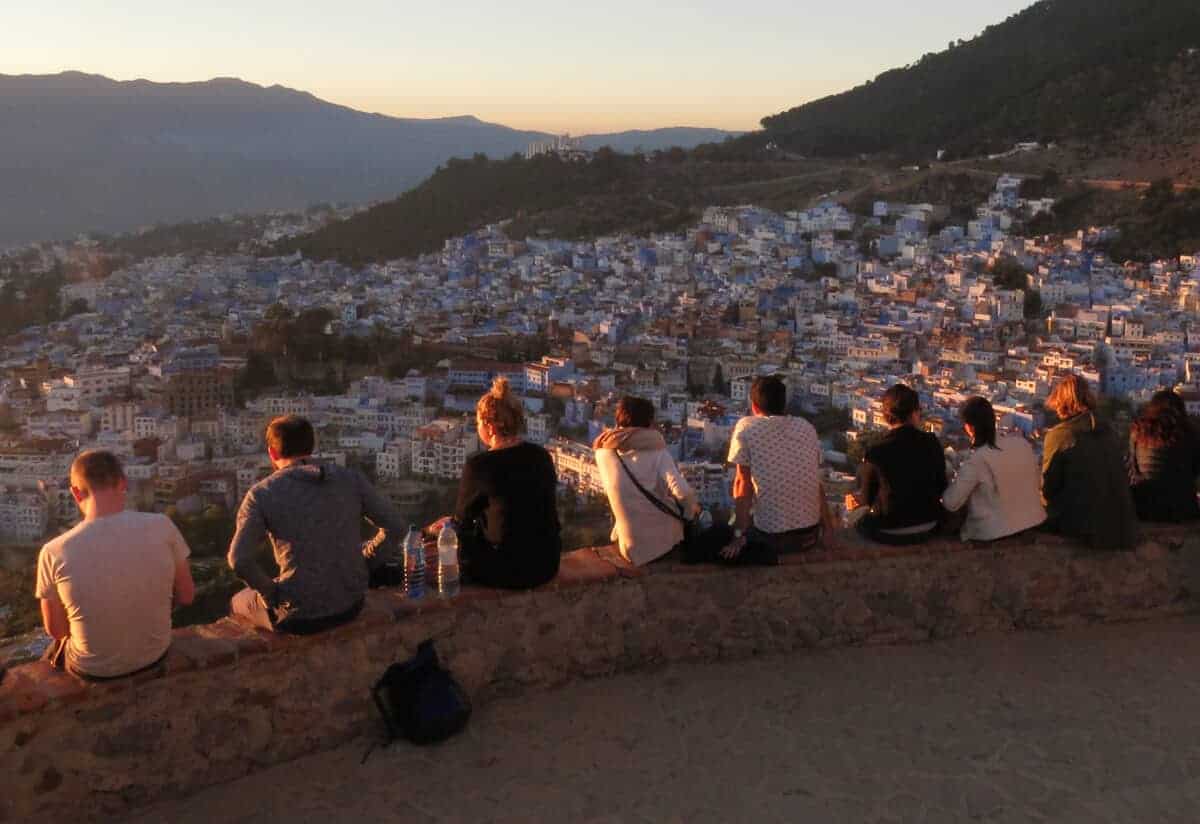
[723,375,829,558]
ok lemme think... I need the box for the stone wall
[3,526,1199,822]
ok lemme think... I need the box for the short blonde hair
[476,376,524,437]
[1046,374,1096,420]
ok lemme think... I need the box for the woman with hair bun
[443,377,561,588]
[1128,390,1200,522]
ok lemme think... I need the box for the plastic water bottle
[403,525,425,600]
[437,522,461,598]
[698,508,713,530]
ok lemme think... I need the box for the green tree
[1024,289,1044,319]
[237,350,277,397]
[991,256,1029,291]
[264,303,294,322]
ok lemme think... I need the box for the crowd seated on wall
[27,372,1200,683]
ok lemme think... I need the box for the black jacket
[1128,432,1200,523]
[858,424,948,530]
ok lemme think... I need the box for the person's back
[1042,412,1137,549]
[1128,392,1200,523]
[232,462,380,624]
[594,417,697,566]
[228,415,406,633]
[863,425,946,530]
[1130,434,1200,522]
[455,441,561,587]
[38,511,186,678]
[36,450,192,680]
[729,414,822,533]
[944,434,1045,541]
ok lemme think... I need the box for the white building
[410,419,479,479]
[0,487,50,543]
[546,438,604,496]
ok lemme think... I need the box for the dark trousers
[855,514,939,546]
[748,524,821,554]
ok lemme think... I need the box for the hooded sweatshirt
[594,427,698,565]
[228,461,407,625]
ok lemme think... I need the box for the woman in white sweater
[943,396,1046,542]
[594,397,699,566]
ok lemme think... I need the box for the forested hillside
[758,0,1200,160]
[281,151,864,264]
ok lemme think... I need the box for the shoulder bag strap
[615,451,687,523]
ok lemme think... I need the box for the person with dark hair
[1128,390,1200,522]
[845,384,947,545]
[227,415,407,633]
[439,377,561,588]
[1041,375,1137,549]
[723,375,828,558]
[595,396,699,565]
[941,397,1045,541]
[36,450,195,680]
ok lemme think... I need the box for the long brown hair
[1046,374,1096,420]
[476,376,525,437]
[1131,390,1192,448]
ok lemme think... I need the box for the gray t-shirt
[36,511,189,678]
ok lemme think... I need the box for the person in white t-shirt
[723,375,830,559]
[35,450,194,680]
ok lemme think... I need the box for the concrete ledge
[3,526,1199,821]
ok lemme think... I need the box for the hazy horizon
[6,0,1032,133]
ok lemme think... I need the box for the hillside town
[1,172,1198,555]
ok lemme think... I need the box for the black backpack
[371,639,472,747]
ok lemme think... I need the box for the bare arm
[732,465,754,532]
[818,482,837,530]
[173,557,196,606]
[40,599,69,640]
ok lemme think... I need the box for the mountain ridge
[0,72,734,247]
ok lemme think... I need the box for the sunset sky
[5,0,1032,134]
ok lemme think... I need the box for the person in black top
[436,376,561,589]
[845,384,947,545]
[1128,390,1200,523]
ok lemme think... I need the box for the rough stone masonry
[2,525,1199,822]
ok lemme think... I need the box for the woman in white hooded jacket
[943,396,1045,542]
[594,397,699,566]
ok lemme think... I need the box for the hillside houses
[2,169,1199,544]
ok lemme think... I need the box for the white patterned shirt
[727,415,822,533]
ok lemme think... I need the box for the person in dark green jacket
[1040,375,1137,550]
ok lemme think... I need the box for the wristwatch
[733,528,745,539]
